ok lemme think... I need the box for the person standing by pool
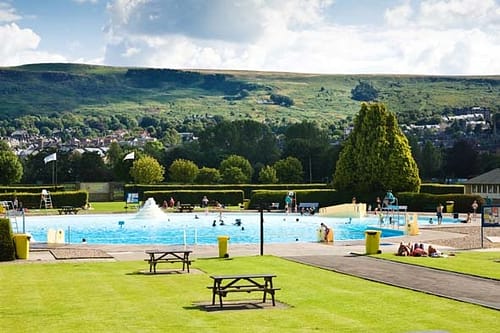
[284,192,293,214]
[471,200,479,218]
[201,195,209,208]
[201,195,209,214]
[375,196,382,213]
[436,203,444,225]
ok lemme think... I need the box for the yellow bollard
[409,214,420,235]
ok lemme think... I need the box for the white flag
[123,151,135,161]
[44,153,57,164]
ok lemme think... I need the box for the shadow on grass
[188,300,288,312]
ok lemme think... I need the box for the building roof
[465,168,500,185]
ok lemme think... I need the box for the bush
[0,218,15,261]
[125,183,330,201]
[0,191,88,209]
[397,192,483,213]
[249,189,342,209]
[351,81,378,101]
[420,184,465,195]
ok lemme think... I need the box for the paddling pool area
[22,212,461,246]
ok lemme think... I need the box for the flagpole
[52,160,55,187]
[55,159,58,188]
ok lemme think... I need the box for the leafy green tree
[351,81,378,101]
[0,141,23,185]
[106,142,123,167]
[219,155,253,183]
[198,120,279,166]
[333,103,420,194]
[273,157,304,183]
[130,155,165,184]
[444,140,480,179]
[258,165,278,184]
[284,121,330,182]
[478,152,500,174]
[168,159,199,183]
[71,152,111,182]
[419,140,443,180]
[144,141,166,162]
[221,166,247,184]
[196,167,221,184]
[160,128,181,147]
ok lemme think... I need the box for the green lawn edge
[375,251,500,280]
[1,255,498,333]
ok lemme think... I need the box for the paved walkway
[284,254,500,311]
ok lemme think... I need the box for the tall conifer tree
[333,103,420,194]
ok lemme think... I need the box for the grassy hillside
[0,63,498,127]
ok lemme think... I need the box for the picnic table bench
[145,249,193,273]
[58,206,80,215]
[208,273,280,308]
[177,204,194,212]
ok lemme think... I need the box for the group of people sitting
[397,242,442,257]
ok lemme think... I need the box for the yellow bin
[13,234,31,259]
[365,230,381,255]
[446,201,454,213]
[217,235,230,258]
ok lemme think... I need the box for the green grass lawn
[1,255,498,333]
[376,251,500,279]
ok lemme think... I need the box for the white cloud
[0,2,21,22]
[418,0,500,29]
[384,1,413,28]
[0,23,66,66]
[1,0,497,74]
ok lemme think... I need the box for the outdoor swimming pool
[20,210,461,246]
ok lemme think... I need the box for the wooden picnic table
[58,206,80,215]
[145,249,193,273]
[208,273,279,308]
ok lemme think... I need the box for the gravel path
[421,225,500,249]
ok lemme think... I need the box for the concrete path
[284,254,500,311]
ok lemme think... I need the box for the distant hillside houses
[3,129,162,159]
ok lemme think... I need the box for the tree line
[1,103,498,192]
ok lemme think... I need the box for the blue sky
[1,0,499,74]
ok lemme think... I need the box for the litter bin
[446,201,454,213]
[365,230,381,255]
[13,234,31,259]
[217,235,230,258]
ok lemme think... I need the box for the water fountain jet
[135,197,167,219]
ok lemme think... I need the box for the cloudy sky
[1,0,499,74]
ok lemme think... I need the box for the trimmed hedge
[126,183,330,201]
[249,189,484,214]
[0,185,65,194]
[0,218,15,261]
[144,190,245,206]
[0,191,89,209]
[420,184,465,195]
[249,189,343,208]
[397,192,484,213]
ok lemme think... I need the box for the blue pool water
[22,212,460,246]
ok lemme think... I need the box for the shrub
[0,218,15,261]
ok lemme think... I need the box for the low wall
[319,203,366,218]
